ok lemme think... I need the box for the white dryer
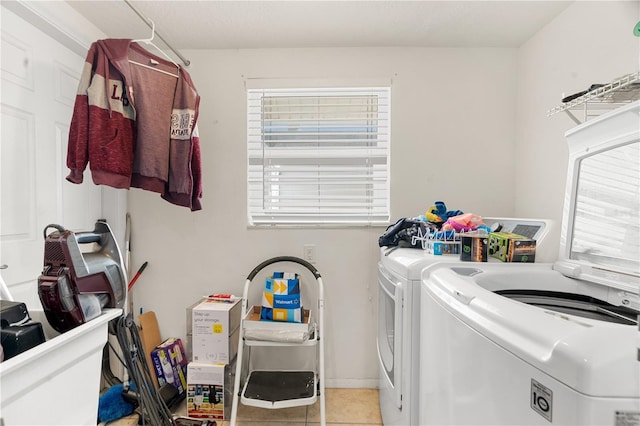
[419,101,640,425]
[378,218,552,425]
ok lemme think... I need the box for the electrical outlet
[303,244,316,263]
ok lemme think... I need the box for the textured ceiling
[65,0,573,51]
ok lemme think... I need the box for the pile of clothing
[378,201,489,248]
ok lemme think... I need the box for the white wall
[515,1,640,260]
[127,47,518,387]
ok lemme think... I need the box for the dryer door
[377,263,403,409]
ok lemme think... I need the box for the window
[247,86,390,226]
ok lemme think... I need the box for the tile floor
[108,388,382,426]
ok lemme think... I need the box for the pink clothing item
[66,39,203,211]
[442,213,484,232]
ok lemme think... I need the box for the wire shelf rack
[547,71,640,124]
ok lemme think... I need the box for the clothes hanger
[130,20,179,78]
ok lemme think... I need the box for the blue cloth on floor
[98,383,135,423]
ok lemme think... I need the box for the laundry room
[0,1,638,425]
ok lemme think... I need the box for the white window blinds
[247,87,390,226]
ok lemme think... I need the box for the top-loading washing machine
[378,218,553,425]
[419,100,640,425]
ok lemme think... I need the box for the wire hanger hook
[134,19,155,44]
[132,18,179,70]
[123,0,190,66]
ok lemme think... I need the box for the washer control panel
[483,218,551,244]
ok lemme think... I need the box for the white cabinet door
[0,7,102,307]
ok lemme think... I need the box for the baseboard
[324,378,379,389]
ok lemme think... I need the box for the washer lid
[380,246,442,280]
[556,100,640,294]
[428,264,639,398]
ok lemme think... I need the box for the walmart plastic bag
[260,272,303,323]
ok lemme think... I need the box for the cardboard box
[508,239,537,263]
[187,361,235,420]
[460,234,488,262]
[242,305,312,343]
[488,232,537,263]
[191,299,241,364]
[425,241,461,255]
[151,338,188,395]
[139,311,163,387]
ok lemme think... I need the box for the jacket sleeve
[66,43,98,184]
[190,124,203,211]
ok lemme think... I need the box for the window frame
[246,80,391,228]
